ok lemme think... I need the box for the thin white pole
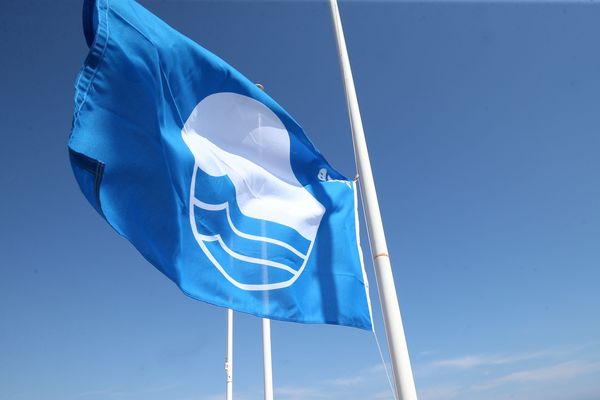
[328,1,418,400]
[255,81,275,400]
[225,308,233,400]
[262,318,274,400]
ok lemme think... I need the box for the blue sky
[1,1,600,399]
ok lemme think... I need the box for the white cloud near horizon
[420,343,593,371]
[274,363,395,400]
[471,360,600,391]
[428,351,545,369]
[417,345,600,400]
[193,346,600,400]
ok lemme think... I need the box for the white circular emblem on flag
[182,92,325,291]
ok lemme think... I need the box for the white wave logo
[182,92,325,291]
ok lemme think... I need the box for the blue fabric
[69,0,372,330]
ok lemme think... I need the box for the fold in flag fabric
[69,0,372,330]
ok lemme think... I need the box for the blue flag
[69,0,372,330]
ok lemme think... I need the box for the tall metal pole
[255,81,275,400]
[328,1,418,399]
[262,318,274,400]
[225,309,233,400]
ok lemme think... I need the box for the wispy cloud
[272,363,395,400]
[419,385,464,400]
[75,382,181,400]
[326,375,366,386]
[423,344,591,371]
[416,345,600,400]
[195,392,253,400]
[186,346,600,400]
[428,351,546,370]
[472,360,600,391]
[276,385,331,400]
[324,362,391,387]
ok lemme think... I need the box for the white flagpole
[225,308,233,400]
[255,82,275,400]
[328,1,418,400]
[262,318,274,400]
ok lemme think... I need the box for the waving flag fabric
[69,0,372,329]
